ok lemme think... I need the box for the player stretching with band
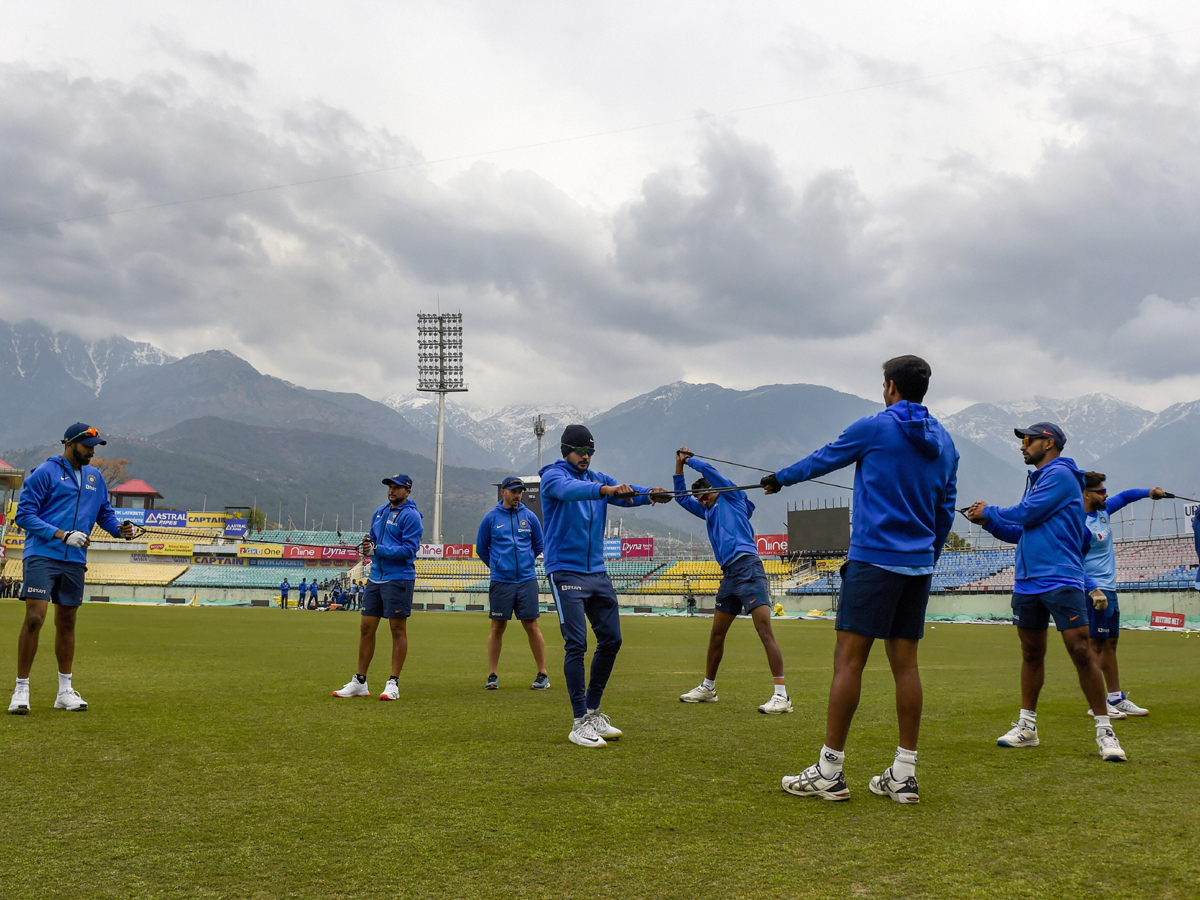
[1081,472,1163,718]
[967,423,1127,762]
[9,423,134,714]
[332,474,422,702]
[539,424,670,747]
[673,448,791,714]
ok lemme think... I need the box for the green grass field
[2,602,1197,899]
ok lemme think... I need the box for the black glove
[760,473,782,492]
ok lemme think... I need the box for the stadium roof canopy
[112,479,163,498]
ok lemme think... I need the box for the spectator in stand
[279,578,290,610]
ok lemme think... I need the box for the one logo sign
[145,510,188,529]
[237,544,283,558]
[1150,611,1186,629]
[621,537,655,558]
[755,534,789,556]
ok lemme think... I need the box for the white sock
[1094,715,1111,731]
[818,745,844,777]
[1107,691,1123,704]
[57,672,72,692]
[773,682,787,698]
[702,678,715,691]
[893,747,918,780]
[1020,708,1037,727]
[587,707,599,715]
[15,677,29,688]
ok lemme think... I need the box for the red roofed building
[111,479,164,510]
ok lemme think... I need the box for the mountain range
[3,317,1197,543]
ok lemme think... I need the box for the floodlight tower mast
[417,312,468,542]
[533,414,546,470]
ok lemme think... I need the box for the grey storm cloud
[1,53,1199,403]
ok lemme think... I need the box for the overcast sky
[2,2,1199,414]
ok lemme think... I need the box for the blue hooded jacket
[673,457,757,568]
[981,456,1087,593]
[367,499,423,582]
[16,455,123,564]
[775,401,959,567]
[538,458,652,575]
[476,501,544,583]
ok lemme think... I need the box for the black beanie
[561,424,595,456]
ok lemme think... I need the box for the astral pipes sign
[756,533,789,556]
[621,537,654,558]
[145,510,187,529]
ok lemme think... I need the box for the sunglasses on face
[1087,487,1108,495]
[569,447,595,457]
[1020,435,1051,447]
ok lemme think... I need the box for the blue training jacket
[674,457,757,568]
[16,455,123,564]
[775,401,959,567]
[1194,508,1200,589]
[476,501,544,583]
[1083,489,1152,593]
[538,458,651,575]
[981,456,1087,594]
[367,499,423,582]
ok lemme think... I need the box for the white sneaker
[53,688,88,711]
[996,720,1039,748]
[781,764,850,801]
[1097,727,1127,762]
[758,693,793,715]
[332,678,370,698]
[379,680,399,701]
[8,684,30,715]
[679,683,718,703]
[1111,694,1149,717]
[585,710,622,740]
[569,718,607,748]
[868,766,920,804]
[1086,703,1127,720]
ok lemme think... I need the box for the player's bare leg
[487,619,507,676]
[16,598,49,679]
[824,630,875,751]
[54,604,78,676]
[884,637,922,751]
[357,615,381,674]
[521,618,546,675]
[389,617,407,679]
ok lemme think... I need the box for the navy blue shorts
[714,554,771,616]
[489,579,540,620]
[835,560,931,641]
[22,557,87,608]
[361,580,414,618]
[1011,587,1089,632]
[1086,590,1120,640]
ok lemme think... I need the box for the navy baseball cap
[1014,422,1066,449]
[501,476,525,491]
[381,473,413,488]
[62,423,107,447]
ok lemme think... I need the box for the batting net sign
[1150,611,1186,629]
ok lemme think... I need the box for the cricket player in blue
[673,448,790,713]
[332,474,422,702]
[279,579,290,610]
[1081,471,1163,718]
[765,356,958,803]
[539,424,670,747]
[9,423,134,715]
[476,476,549,691]
[968,422,1126,762]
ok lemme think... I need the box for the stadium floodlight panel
[415,310,469,393]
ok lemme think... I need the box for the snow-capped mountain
[943,394,1157,464]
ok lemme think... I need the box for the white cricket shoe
[569,718,607,748]
[53,688,88,711]
[8,684,30,715]
[379,680,399,701]
[996,721,1039,748]
[679,683,718,703]
[1097,727,1127,762]
[869,766,920,804]
[332,678,370,698]
[781,764,850,801]
[758,693,793,715]
[1111,694,1149,717]
[1086,703,1127,720]
[585,710,622,740]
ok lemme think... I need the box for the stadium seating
[83,563,189,586]
[89,524,224,542]
[255,530,366,547]
[174,565,331,589]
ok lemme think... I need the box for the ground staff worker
[477,476,549,691]
[9,423,134,715]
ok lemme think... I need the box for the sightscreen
[786,508,851,555]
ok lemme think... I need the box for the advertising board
[621,537,655,558]
[604,538,621,559]
[282,545,360,561]
[187,511,228,529]
[1150,611,1186,629]
[147,540,195,556]
[144,510,188,529]
[224,518,248,538]
[237,544,283,559]
[443,543,474,559]
[755,533,789,556]
[418,543,444,559]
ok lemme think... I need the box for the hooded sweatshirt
[367,499,423,582]
[981,456,1087,594]
[538,458,651,575]
[476,501,544,583]
[16,455,123,564]
[774,401,959,567]
[673,457,757,568]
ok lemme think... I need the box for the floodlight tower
[533,414,546,470]
[417,312,468,542]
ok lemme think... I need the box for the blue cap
[382,473,413,488]
[501,476,526,491]
[62,423,107,447]
[1014,422,1066,450]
